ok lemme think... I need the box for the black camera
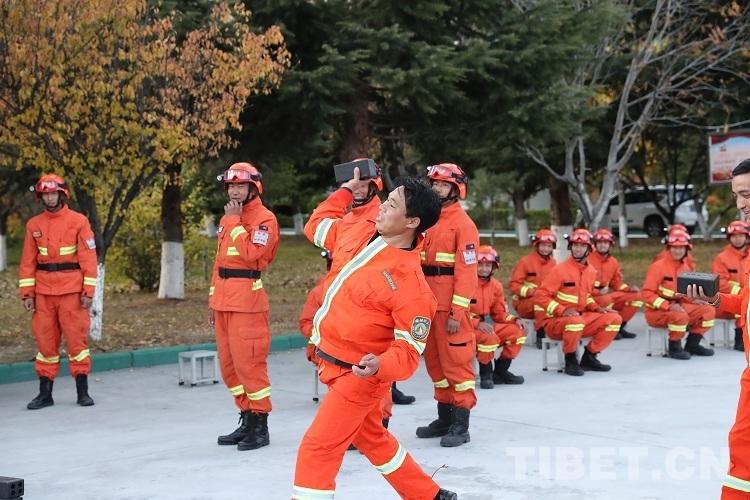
[334,159,378,184]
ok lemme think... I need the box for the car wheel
[644,216,665,238]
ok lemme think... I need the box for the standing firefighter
[589,228,642,339]
[209,162,280,451]
[712,220,749,352]
[533,229,621,376]
[509,228,558,348]
[19,174,98,409]
[293,175,457,500]
[642,231,714,360]
[416,163,479,448]
[472,245,526,389]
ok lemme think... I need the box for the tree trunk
[89,262,105,341]
[338,86,370,162]
[293,211,304,235]
[617,186,628,248]
[158,163,185,299]
[550,178,573,262]
[513,189,529,247]
[0,213,7,271]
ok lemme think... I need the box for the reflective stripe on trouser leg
[683,301,716,335]
[721,370,750,499]
[56,292,92,377]
[494,323,525,360]
[474,328,499,364]
[228,310,272,413]
[645,308,689,341]
[214,310,251,411]
[431,311,477,409]
[544,317,584,354]
[31,294,63,379]
[581,311,621,353]
[424,311,452,405]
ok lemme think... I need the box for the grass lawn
[0,234,727,364]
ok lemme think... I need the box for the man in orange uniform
[642,231,714,360]
[712,220,749,352]
[209,162,280,451]
[471,245,526,388]
[687,158,750,499]
[509,228,558,349]
[299,251,332,366]
[416,163,479,448]
[653,223,696,269]
[304,161,415,406]
[534,228,621,376]
[293,176,457,500]
[589,228,641,339]
[19,174,98,409]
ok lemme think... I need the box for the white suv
[606,185,708,238]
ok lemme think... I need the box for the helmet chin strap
[571,247,590,262]
[44,195,65,212]
[353,185,377,207]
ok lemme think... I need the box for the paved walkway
[0,312,744,499]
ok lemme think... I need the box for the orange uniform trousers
[512,297,536,319]
[475,323,525,364]
[293,364,440,500]
[644,302,715,341]
[541,311,621,354]
[723,368,750,499]
[214,310,272,413]
[594,291,640,323]
[424,310,477,410]
[32,293,91,379]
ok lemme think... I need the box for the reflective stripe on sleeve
[394,329,426,355]
[230,226,248,241]
[83,277,97,287]
[59,245,77,255]
[435,252,455,263]
[313,218,335,249]
[19,278,36,288]
[452,295,471,308]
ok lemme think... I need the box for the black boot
[75,374,95,406]
[27,376,54,410]
[684,333,714,356]
[391,382,416,405]
[564,352,584,376]
[493,358,524,384]
[735,327,745,352]
[668,340,691,360]
[217,411,251,445]
[478,362,494,389]
[434,489,458,500]
[237,412,270,451]
[416,402,453,438]
[579,348,611,372]
[440,407,470,447]
[535,329,545,349]
[618,322,637,339]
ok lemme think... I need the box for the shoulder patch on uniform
[252,227,269,246]
[381,270,397,291]
[463,244,477,265]
[32,231,42,238]
[411,316,431,341]
[85,238,96,249]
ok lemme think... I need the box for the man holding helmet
[19,173,98,409]
[209,162,280,451]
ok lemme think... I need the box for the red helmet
[32,174,70,198]
[219,162,263,194]
[532,228,557,248]
[666,223,688,235]
[593,228,615,245]
[352,158,383,192]
[477,245,500,269]
[566,228,594,249]
[666,230,692,249]
[426,163,468,199]
[725,220,750,237]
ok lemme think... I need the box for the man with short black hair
[293,172,456,500]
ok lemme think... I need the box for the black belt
[315,348,362,370]
[36,263,81,272]
[218,267,261,279]
[421,265,454,276]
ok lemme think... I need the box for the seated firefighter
[471,245,526,389]
[533,228,621,376]
[509,228,558,348]
[588,228,642,339]
[642,230,715,360]
[711,220,749,352]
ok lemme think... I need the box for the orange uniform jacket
[470,278,517,326]
[534,258,600,323]
[208,197,279,312]
[18,205,98,298]
[304,189,380,278]
[641,256,692,312]
[421,202,479,316]
[712,245,748,297]
[299,276,325,340]
[509,251,557,302]
[588,251,632,294]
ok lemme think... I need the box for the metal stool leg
[312,369,320,403]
